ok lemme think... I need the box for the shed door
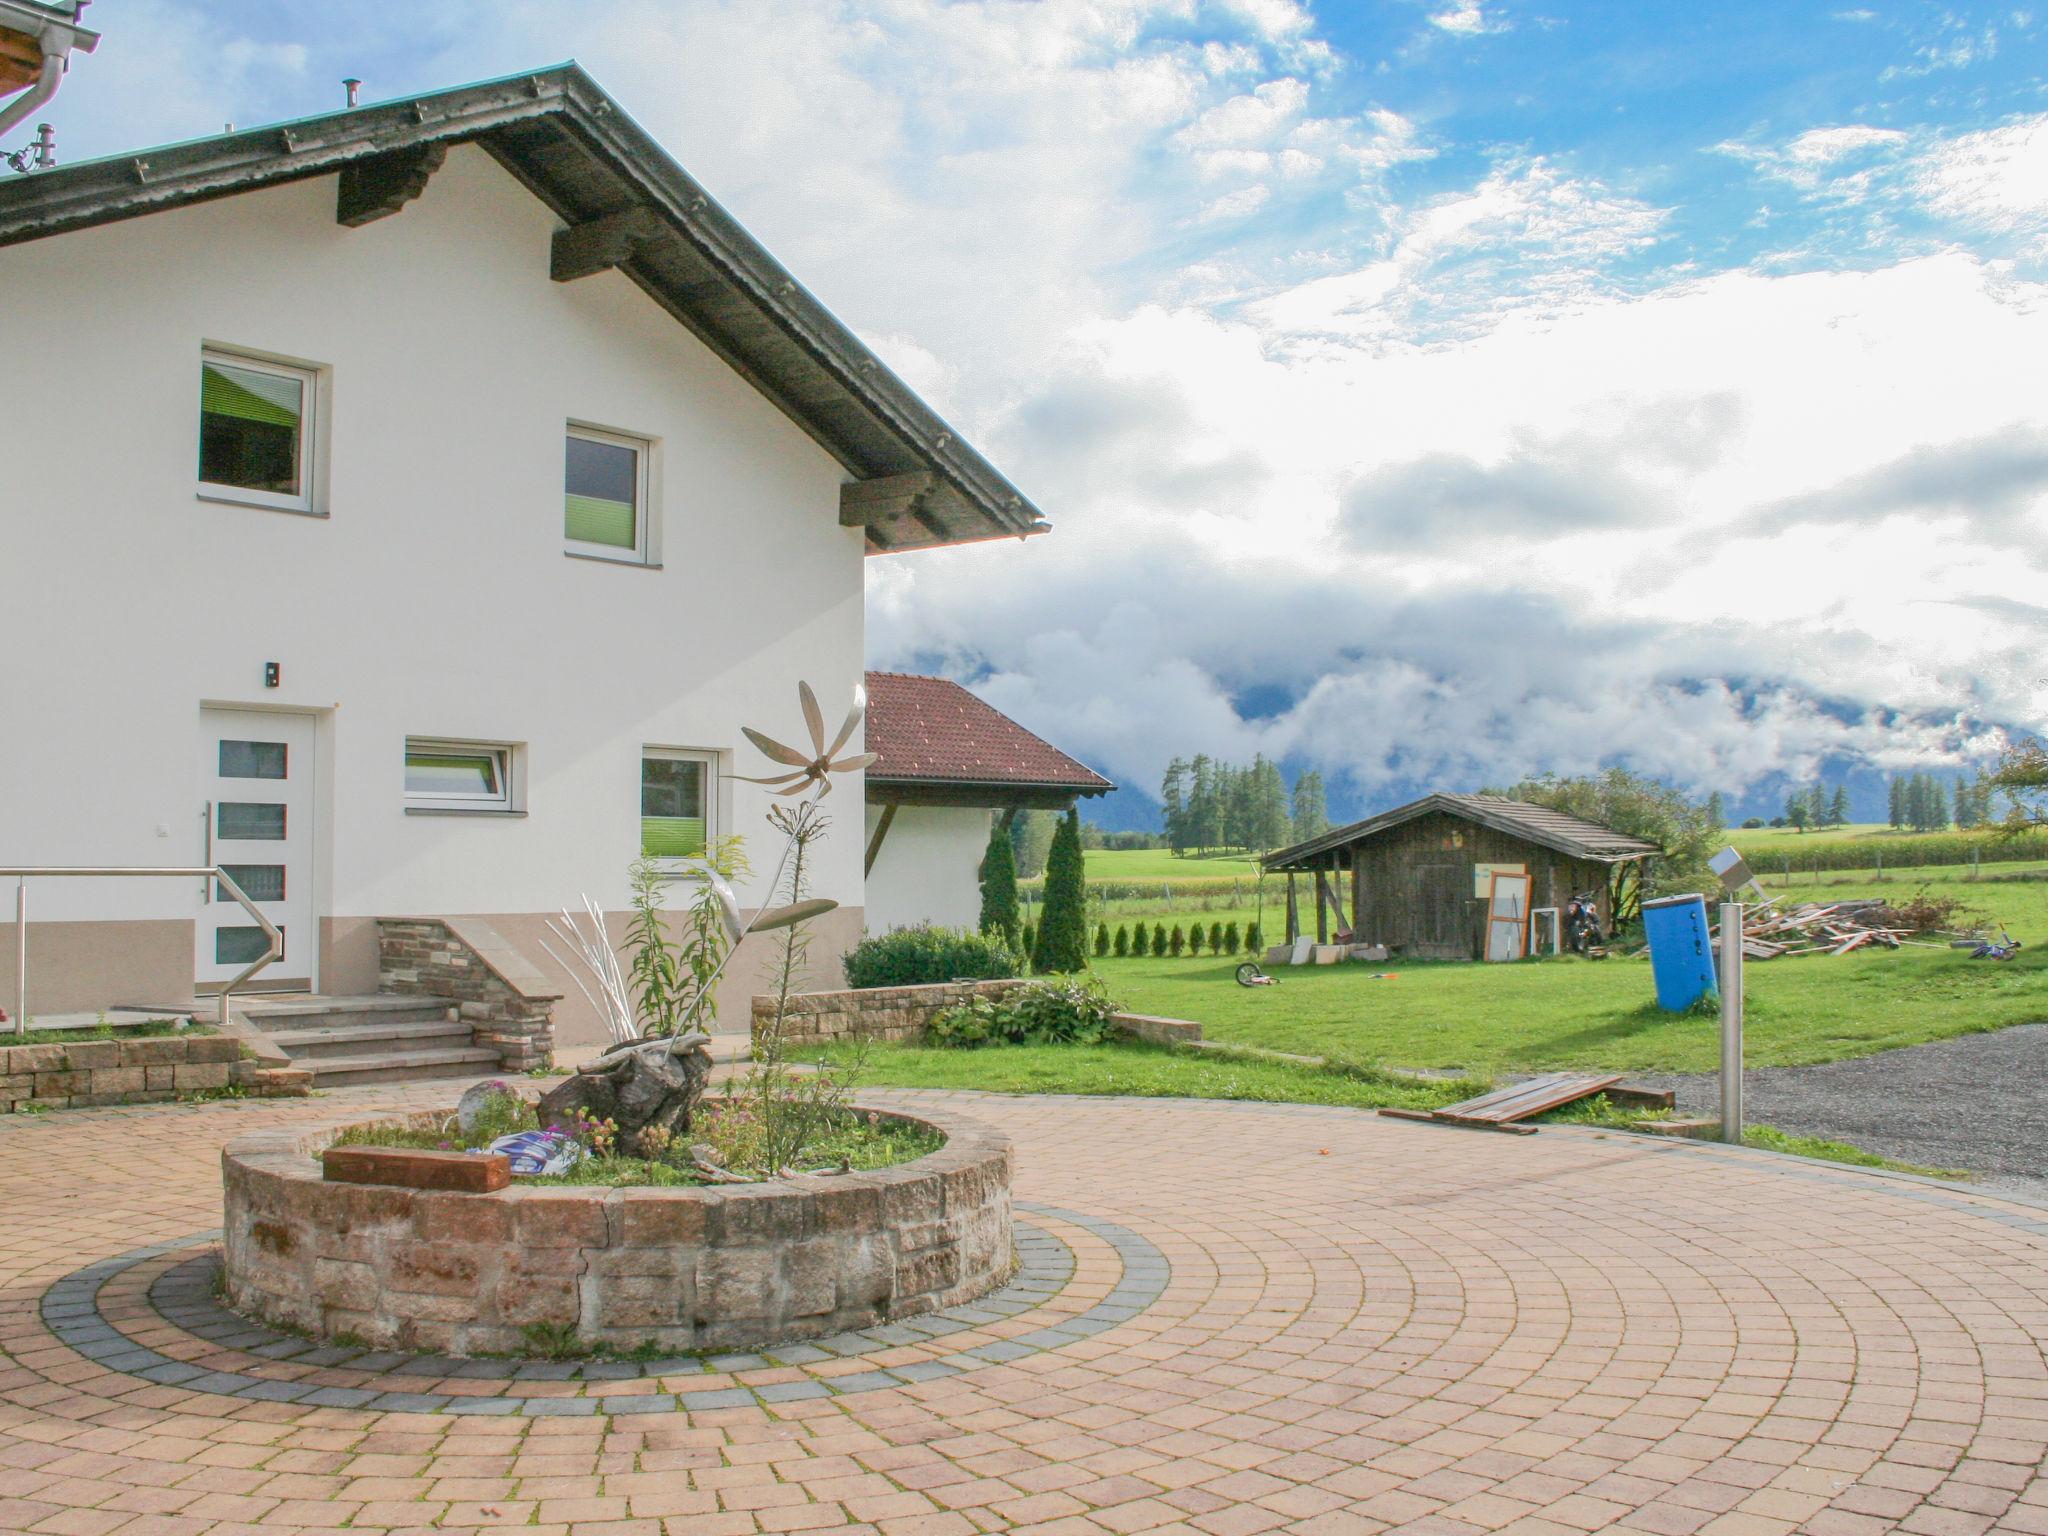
[1413,865,1467,958]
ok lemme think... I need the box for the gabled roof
[1265,792,1663,871]
[864,672,1114,797]
[0,64,1045,554]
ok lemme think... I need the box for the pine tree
[1251,756,1292,851]
[1705,791,1726,833]
[1094,923,1110,958]
[1291,770,1329,843]
[1209,921,1224,953]
[1150,923,1167,957]
[1829,786,1850,827]
[1888,775,1905,829]
[1169,923,1185,956]
[1019,921,1035,959]
[1245,920,1261,953]
[1161,759,1190,857]
[1112,924,1129,957]
[1032,809,1088,973]
[978,815,1020,943]
[1787,790,1810,832]
[1224,920,1241,954]
[1186,923,1205,955]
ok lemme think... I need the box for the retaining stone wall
[0,1033,305,1110]
[221,1101,1013,1356]
[378,918,558,1072]
[754,978,1028,1050]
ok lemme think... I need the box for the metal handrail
[5,866,281,1036]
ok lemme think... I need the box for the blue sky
[31,2,2048,818]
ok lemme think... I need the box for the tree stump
[537,1033,713,1155]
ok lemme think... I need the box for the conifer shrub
[1169,923,1185,956]
[1224,921,1241,954]
[1113,924,1130,957]
[1094,923,1110,958]
[1150,923,1168,957]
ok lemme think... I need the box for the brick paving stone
[7,1085,2048,1534]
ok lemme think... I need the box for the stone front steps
[239,995,501,1089]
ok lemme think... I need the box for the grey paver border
[36,1201,1165,1417]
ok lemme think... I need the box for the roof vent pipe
[343,77,360,108]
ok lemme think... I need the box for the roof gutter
[0,2,98,146]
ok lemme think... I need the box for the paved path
[1638,1023,2048,1201]
[5,1084,2048,1535]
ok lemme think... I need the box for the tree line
[1159,754,1329,856]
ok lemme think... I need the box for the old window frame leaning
[403,739,519,815]
[197,347,323,515]
[564,422,655,565]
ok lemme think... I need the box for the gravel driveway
[1635,1023,2048,1201]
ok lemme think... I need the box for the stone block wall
[378,917,558,1072]
[755,978,1028,1051]
[0,1032,307,1110]
[221,1101,1013,1356]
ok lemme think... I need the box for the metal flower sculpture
[739,681,877,798]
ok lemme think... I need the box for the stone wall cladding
[220,1100,1013,1356]
[378,917,559,1072]
[0,1033,307,1110]
[757,978,1028,1050]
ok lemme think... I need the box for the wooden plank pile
[1716,898,1934,960]
[1378,1072,1627,1135]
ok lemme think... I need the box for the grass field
[1073,861,2048,1074]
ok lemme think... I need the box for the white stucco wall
[0,146,867,1006]
[862,804,995,936]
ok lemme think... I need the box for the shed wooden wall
[1289,810,1615,960]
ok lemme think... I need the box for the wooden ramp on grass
[1378,1072,1623,1135]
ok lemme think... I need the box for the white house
[861,672,1114,935]
[0,66,1048,1073]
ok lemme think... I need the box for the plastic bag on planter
[483,1128,584,1177]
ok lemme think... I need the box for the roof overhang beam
[335,142,447,227]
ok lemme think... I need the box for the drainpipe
[0,43,64,143]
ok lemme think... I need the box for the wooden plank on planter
[1376,1106,1538,1135]
[323,1146,511,1192]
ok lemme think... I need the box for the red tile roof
[863,672,1115,795]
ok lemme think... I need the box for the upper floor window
[565,424,651,563]
[199,350,321,514]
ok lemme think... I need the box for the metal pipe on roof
[0,44,62,143]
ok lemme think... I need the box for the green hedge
[842,925,1023,990]
[1729,828,2048,874]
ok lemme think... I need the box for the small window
[565,425,649,561]
[642,751,711,861]
[199,351,320,513]
[216,925,283,965]
[405,740,516,813]
[217,802,286,840]
[218,740,287,779]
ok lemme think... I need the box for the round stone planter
[220,1102,1012,1356]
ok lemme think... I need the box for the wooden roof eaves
[1262,793,1661,871]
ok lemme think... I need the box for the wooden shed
[1262,793,1661,960]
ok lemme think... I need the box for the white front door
[198,708,316,989]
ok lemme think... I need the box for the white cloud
[1912,114,2048,241]
[1428,2,1505,36]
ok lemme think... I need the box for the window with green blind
[642,752,710,860]
[566,426,647,558]
[199,351,317,511]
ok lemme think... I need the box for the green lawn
[1074,847,1265,881]
[833,1038,1483,1111]
[1084,864,2048,1074]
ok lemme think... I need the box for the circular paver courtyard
[4,1085,2048,1536]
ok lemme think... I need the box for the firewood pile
[1715,897,1954,960]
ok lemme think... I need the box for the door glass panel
[217,864,285,902]
[201,359,304,495]
[215,925,282,965]
[217,802,286,840]
[218,740,287,779]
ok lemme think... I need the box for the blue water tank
[1641,894,1718,1012]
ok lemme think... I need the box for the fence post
[1720,901,1744,1145]
[13,877,24,1037]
